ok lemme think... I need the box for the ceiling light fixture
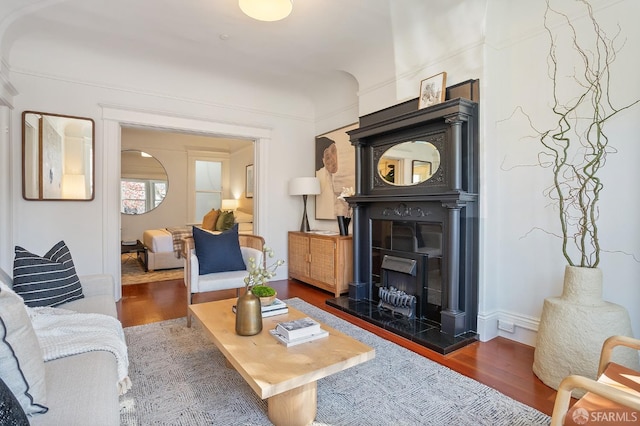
[239,0,292,22]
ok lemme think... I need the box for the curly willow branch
[535,0,640,267]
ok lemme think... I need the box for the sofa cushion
[201,209,220,231]
[0,284,48,416]
[193,225,246,275]
[28,352,119,426]
[12,241,84,307]
[215,211,235,231]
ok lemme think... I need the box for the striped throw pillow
[12,241,84,307]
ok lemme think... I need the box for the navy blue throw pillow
[193,225,246,275]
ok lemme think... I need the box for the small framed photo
[245,164,254,198]
[418,72,447,109]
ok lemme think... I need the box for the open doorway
[119,126,255,288]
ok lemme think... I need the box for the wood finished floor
[117,278,559,417]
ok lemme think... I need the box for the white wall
[479,0,640,343]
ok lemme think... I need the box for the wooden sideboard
[288,231,353,297]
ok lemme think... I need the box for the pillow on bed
[193,225,246,275]
[202,209,220,231]
[215,211,235,232]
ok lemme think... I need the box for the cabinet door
[288,233,310,277]
[309,237,336,287]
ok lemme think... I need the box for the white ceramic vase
[533,266,639,394]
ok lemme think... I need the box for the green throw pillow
[216,211,235,231]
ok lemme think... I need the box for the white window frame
[187,150,230,224]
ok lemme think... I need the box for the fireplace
[326,95,479,354]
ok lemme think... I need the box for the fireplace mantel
[336,97,479,342]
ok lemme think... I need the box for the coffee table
[189,298,375,426]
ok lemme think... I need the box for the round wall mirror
[121,150,168,214]
[378,141,440,186]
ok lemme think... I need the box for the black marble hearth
[326,296,477,355]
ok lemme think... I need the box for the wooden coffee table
[189,298,375,426]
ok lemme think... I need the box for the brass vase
[235,288,263,336]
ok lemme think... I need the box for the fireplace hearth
[326,95,480,354]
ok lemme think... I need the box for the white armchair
[182,234,265,327]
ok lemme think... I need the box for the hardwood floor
[117,278,559,416]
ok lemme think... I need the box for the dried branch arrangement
[531,0,639,267]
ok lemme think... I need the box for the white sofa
[0,271,121,425]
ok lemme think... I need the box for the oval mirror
[120,150,168,214]
[378,141,440,185]
[22,111,95,200]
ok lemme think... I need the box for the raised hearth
[327,296,477,354]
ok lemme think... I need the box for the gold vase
[235,289,263,336]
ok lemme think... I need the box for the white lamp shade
[221,199,239,210]
[239,0,292,22]
[289,177,321,196]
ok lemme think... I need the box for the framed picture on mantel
[418,72,447,109]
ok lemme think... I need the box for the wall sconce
[288,177,321,232]
[239,0,292,22]
[221,198,239,211]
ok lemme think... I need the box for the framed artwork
[315,123,358,219]
[245,164,254,198]
[418,72,447,109]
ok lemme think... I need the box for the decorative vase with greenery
[244,246,284,305]
[529,0,639,392]
[235,246,285,335]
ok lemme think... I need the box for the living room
[0,0,638,423]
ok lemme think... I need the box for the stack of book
[232,298,289,318]
[269,317,329,347]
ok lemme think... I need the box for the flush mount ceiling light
[239,0,292,22]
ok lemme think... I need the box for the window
[121,179,167,214]
[187,151,229,223]
[194,160,222,220]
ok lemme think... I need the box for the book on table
[269,328,329,347]
[232,298,288,318]
[275,317,322,340]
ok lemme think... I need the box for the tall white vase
[533,266,639,394]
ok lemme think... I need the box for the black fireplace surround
[326,96,479,354]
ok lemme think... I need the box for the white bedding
[143,229,174,253]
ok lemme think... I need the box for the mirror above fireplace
[377,141,441,185]
[22,111,95,201]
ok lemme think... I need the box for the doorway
[103,106,270,300]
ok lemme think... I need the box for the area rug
[121,254,183,285]
[120,298,550,425]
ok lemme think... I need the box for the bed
[142,209,254,271]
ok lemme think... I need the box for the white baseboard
[477,310,539,347]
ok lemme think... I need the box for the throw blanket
[166,226,193,258]
[28,306,132,395]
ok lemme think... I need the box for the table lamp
[288,177,321,232]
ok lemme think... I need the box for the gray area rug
[120,298,550,425]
